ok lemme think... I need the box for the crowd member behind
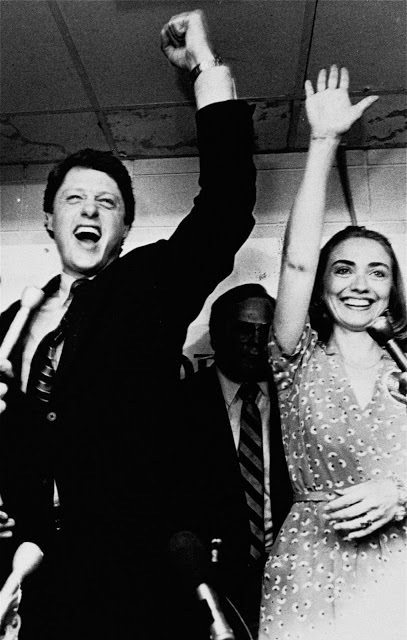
[0,10,257,640]
[259,65,407,640]
[177,284,292,637]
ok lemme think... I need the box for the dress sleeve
[268,317,319,394]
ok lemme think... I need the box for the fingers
[0,358,13,379]
[323,486,362,513]
[168,18,187,45]
[312,65,349,91]
[353,94,379,118]
[160,14,188,63]
[330,508,381,532]
[160,25,172,52]
[0,511,15,538]
[339,67,349,90]
[327,64,339,88]
[0,360,12,414]
[316,68,327,92]
[160,10,212,70]
[324,479,398,539]
[304,79,314,98]
[0,380,9,396]
[344,515,388,540]
[324,501,368,522]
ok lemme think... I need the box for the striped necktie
[238,381,265,562]
[26,278,90,404]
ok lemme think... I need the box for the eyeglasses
[233,321,270,343]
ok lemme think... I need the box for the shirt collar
[216,366,268,407]
[59,272,78,304]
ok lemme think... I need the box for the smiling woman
[259,66,407,640]
[310,225,407,347]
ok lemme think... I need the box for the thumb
[353,94,379,119]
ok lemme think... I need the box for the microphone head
[12,542,44,582]
[367,314,394,346]
[20,286,45,310]
[168,531,210,588]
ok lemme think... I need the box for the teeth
[344,299,370,307]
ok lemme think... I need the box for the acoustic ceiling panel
[0,0,405,165]
[0,0,91,113]
[308,0,406,92]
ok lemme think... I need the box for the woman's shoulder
[268,318,322,391]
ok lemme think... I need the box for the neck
[330,326,382,366]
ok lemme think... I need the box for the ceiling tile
[0,0,91,112]
[0,112,108,164]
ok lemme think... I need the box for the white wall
[1,149,406,369]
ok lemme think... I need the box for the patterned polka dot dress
[259,321,407,640]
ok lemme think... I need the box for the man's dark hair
[43,148,135,227]
[209,283,275,350]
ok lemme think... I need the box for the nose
[252,326,263,344]
[350,272,369,292]
[81,198,99,217]
[248,326,268,351]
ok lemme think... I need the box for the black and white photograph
[0,2,406,639]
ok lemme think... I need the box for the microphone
[0,542,44,628]
[11,541,44,582]
[367,315,407,373]
[169,531,235,640]
[0,286,44,360]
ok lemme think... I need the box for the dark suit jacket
[0,100,256,640]
[176,364,292,625]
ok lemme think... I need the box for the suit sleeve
[162,100,256,324]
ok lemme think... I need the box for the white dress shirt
[21,272,77,392]
[216,367,274,551]
[20,272,79,511]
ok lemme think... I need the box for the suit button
[46,411,57,422]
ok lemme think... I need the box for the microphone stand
[209,539,254,640]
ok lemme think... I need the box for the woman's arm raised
[274,66,378,354]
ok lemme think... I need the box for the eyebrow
[331,259,390,269]
[60,188,118,197]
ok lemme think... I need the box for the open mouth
[342,297,373,309]
[74,226,101,244]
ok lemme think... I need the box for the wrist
[389,473,407,522]
[190,54,225,83]
[194,65,236,110]
[310,132,341,142]
[186,44,216,70]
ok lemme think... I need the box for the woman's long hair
[309,226,407,349]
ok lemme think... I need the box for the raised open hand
[305,65,378,138]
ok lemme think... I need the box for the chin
[242,367,267,381]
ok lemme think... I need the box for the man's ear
[44,213,54,239]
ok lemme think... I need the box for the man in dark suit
[178,284,292,637]
[0,10,256,639]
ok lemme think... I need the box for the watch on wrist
[190,55,224,83]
